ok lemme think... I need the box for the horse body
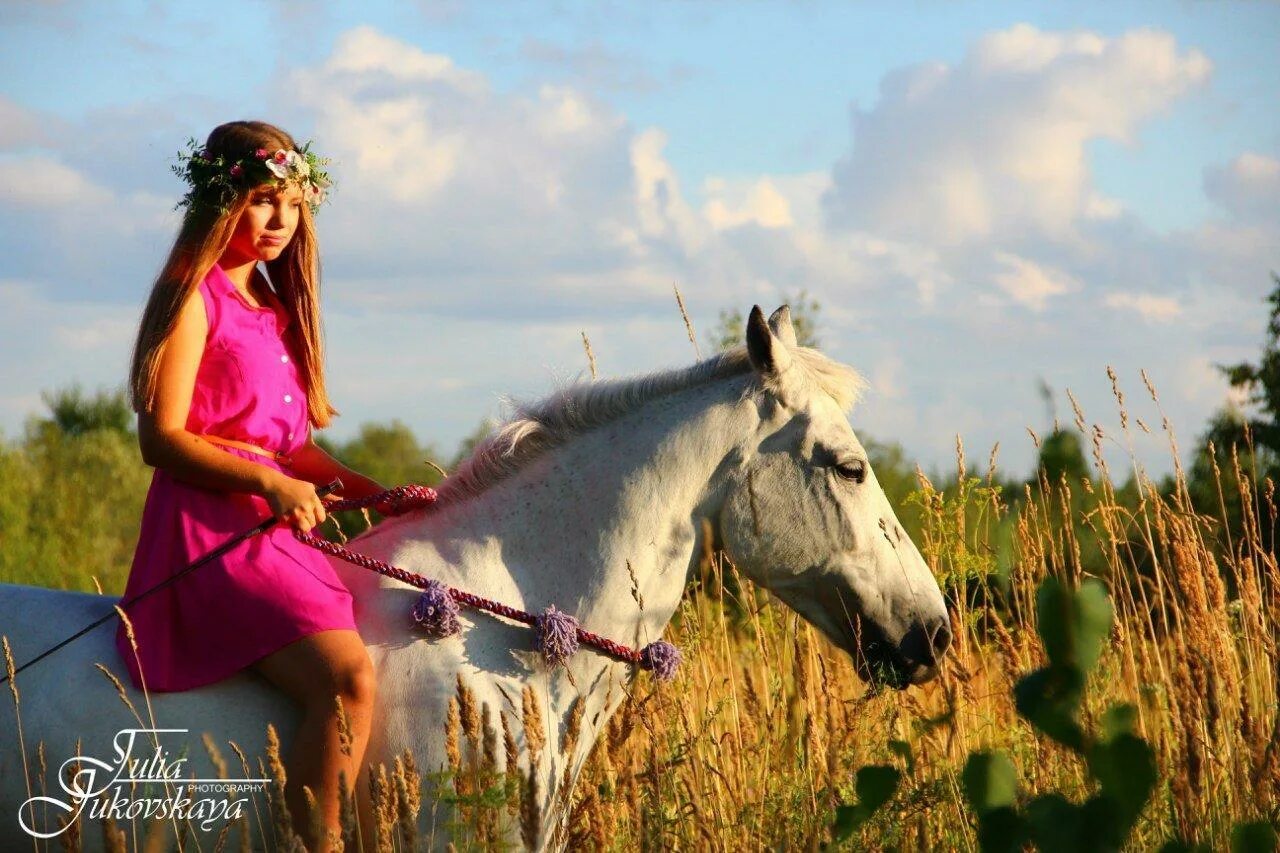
[0,306,950,850]
[339,356,763,846]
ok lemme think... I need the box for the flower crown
[171,137,334,216]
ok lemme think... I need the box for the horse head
[716,305,951,687]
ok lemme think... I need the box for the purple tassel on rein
[411,580,461,637]
[639,640,682,682]
[533,606,580,667]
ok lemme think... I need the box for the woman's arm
[137,286,329,532]
[287,437,388,501]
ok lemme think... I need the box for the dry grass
[545,375,1278,850]
[3,370,1276,851]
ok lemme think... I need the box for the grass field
[2,372,1277,850]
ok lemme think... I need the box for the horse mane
[432,343,866,506]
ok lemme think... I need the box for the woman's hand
[262,471,328,533]
[286,439,390,502]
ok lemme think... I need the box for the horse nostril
[898,616,952,672]
[928,615,953,661]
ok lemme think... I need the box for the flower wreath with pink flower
[171,137,334,216]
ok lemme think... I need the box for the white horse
[0,305,951,850]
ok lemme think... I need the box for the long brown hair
[128,120,340,429]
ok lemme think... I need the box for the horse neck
[427,371,757,792]
[439,370,756,645]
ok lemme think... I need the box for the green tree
[1,390,149,592]
[1187,404,1268,558]
[28,381,135,441]
[323,419,444,490]
[1218,271,1280,459]
[1186,272,1280,544]
[449,416,500,471]
[1036,429,1090,487]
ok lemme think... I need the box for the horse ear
[746,305,793,376]
[767,305,797,347]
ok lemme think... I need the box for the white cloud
[324,25,485,89]
[53,315,136,351]
[1084,192,1124,220]
[335,97,465,203]
[992,251,1078,311]
[0,153,174,292]
[537,84,598,136]
[869,355,905,401]
[702,177,794,231]
[0,280,137,438]
[1204,151,1280,225]
[1103,291,1182,322]
[631,127,706,253]
[286,28,652,285]
[0,97,50,151]
[823,24,1211,245]
[1179,355,1241,409]
[0,156,114,208]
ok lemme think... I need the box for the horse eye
[835,460,867,484]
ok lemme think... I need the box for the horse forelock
[433,343,866,505]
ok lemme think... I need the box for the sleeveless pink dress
[114,262,358,692]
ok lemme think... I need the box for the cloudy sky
[1,1,1276,479]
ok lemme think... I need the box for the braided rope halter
[290,484,682,681]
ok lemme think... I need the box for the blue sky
[1,0,1277,479]
[5,1,1275,229]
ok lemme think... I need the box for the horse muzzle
[851,613,952,689]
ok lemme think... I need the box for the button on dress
[114,262,357,692]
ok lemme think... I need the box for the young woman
[120,120,383,850]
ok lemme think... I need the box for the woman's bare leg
[250,629,376,852]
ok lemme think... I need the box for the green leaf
[1087,733,1157,835]
[976,806,1029,853]
[1013,666,1086,751]
[962,751,1018,814]
[1025,793,1084,852]
[855,764,901,814]
[1232,820,1278,853]
[1100,703,1139,742]
[1036,576,1072,668]
[830,765,901,842]
[1036,576,1113,674]
[1081,793,1133,850]
[831,804,861,844]
[1073,579,1113,672]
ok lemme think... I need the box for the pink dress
[114,262,357,692]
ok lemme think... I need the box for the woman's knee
[333,654,376,709]
[303,647,375,712]
[253,630,376,711]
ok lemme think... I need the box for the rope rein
[290,484,682,681]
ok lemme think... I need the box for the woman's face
[224,182,305,264]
